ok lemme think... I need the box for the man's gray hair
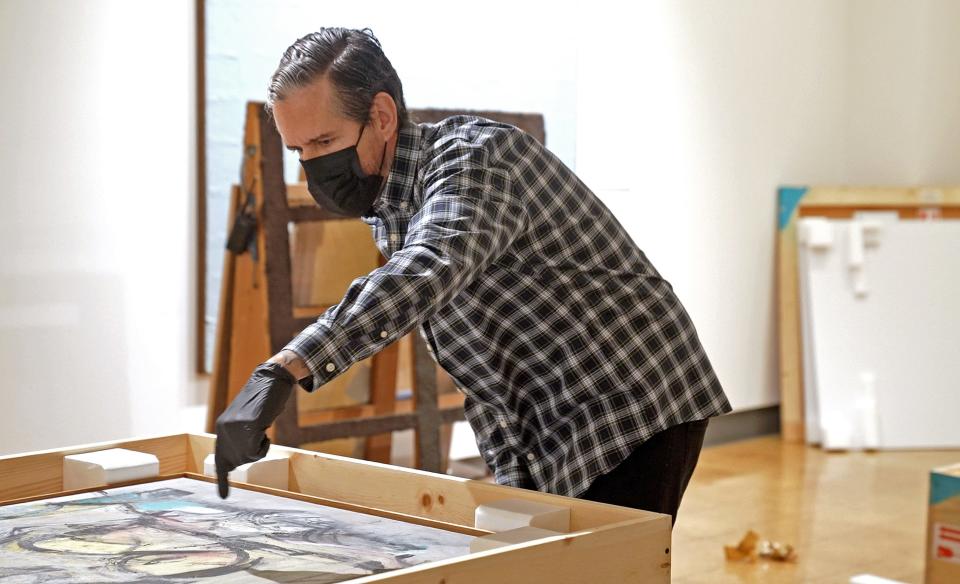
[266,27,409,126]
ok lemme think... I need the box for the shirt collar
[367,122,422,216]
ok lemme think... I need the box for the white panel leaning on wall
[797,214,960,450]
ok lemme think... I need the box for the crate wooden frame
[0,433,671,583]
[776,185,960,443]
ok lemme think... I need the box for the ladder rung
[298,392,466,427]
[292,305,332,320]
[290,403,469,443]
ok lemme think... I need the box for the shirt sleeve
[283,150,528,392]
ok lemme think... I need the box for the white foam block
[203,452,288,491]
[63,448,159,491]
[470,526,563,553]
[850,575,907,584]
[475,498,570,533]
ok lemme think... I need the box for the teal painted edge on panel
[778,186,808,231]
[931,471,960,505]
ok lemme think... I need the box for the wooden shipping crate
[0,433,671,583]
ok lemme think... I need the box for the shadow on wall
[0,272,132,455]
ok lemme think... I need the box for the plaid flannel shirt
[285,116,732,498]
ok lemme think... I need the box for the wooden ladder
[209,102,545,473]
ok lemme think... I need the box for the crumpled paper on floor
[724,530,798,563]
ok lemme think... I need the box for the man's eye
[319,139,332,146]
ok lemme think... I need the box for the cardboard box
[926,462,960,584]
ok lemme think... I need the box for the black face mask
[299,124,388,217]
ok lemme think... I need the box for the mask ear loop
[377,136,389,176]
[358,118,390,178]
[355,121,367,146]
[350,122,371,177]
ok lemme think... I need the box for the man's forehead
[275,76,349,146]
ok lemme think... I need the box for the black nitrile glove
[214,361,295,498]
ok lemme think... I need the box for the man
[215,27,732,528]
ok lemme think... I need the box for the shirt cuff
[282,320,402,392]
[282,322,347,393]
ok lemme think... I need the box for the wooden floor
[672,436,959,583]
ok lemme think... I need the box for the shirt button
[487,449,495,457]
[324,363,335,373]
[527,453,536,462]
[379,330,388,339]
[499,421,508,429]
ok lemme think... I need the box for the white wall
[845,0,960,184]
[0,0,204,455]
[578,0,960,410]
[203,0,581,371]
[577,1,851,410]
[212,0,951,413]
[2,1,958,456]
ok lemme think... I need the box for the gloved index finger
[214,438,232,499]
[217,467,230,499]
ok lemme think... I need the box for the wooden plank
[366,339,400,463]
[289,218,394,460]
[225,105,273,410]
[289,222,319,308]
[410,109,546,145]
[186,433,211,475]
[777,185,960,444]
[295,408,465,444]
[206,184,241,433]
[412,333,441,472]
[290,219,379,308]
[777,200,804,443]
[195,0,207,374]
[298,393,465,427]
[291,304,328,319]
[0,434,187,501]
[796,186,960,207]
[185,433,656,531]
[286,452,657,532]
[185,472,487,537]
[287,181,313,207]
[225,236,271,404]
[0,473,190,507]
[799,206,960,219]
[355,517,671,583]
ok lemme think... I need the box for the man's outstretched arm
[282,160,525,392]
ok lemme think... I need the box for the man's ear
[370,91,398,138]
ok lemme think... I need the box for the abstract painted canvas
[0,477,472,583]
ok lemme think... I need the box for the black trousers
[580,418,709,529]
